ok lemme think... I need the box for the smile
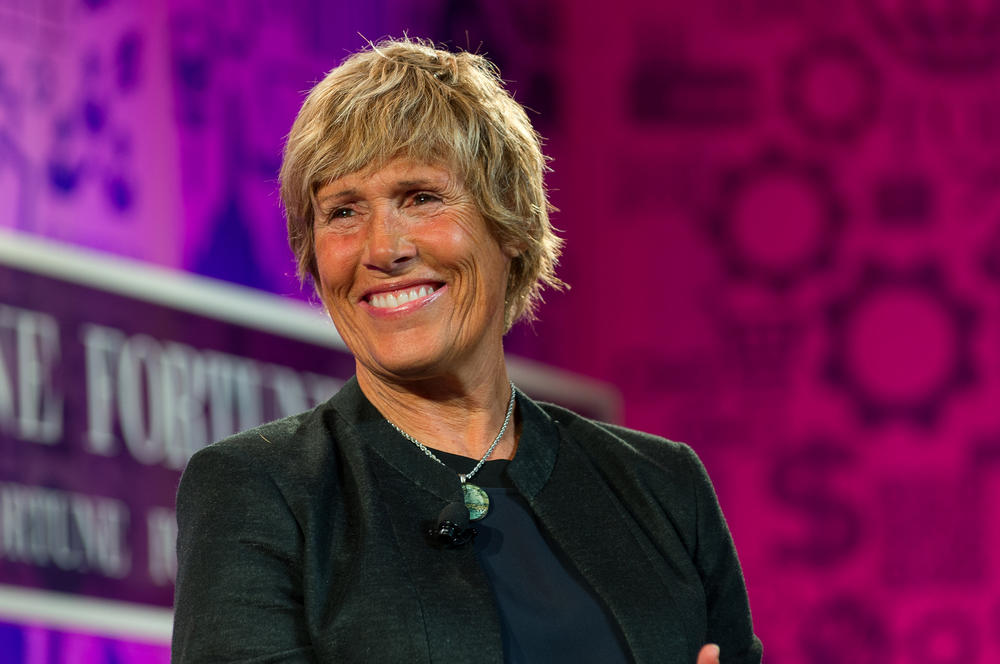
[368,284,440,309]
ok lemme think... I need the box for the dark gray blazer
[172,378,762,663]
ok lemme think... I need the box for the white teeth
[370,285,436,309]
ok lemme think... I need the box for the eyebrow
[316,179,444,205]
[396,179,438,188]
[316,188,358,205]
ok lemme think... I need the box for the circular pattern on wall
[826,262,977,428]
[783,37,881,142]
[905,609,979,664]
[708,148,845,290]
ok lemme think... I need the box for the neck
[356,355,519,460]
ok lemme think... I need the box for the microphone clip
[427,501,478,548]
[427,520,478,548]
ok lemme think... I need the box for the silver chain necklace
[386,381,515,521]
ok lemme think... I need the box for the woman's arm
[684,446,763,664]
[172,443,316,663]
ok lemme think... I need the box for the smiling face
[313,158,515,385]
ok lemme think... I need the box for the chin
[363,349,453,381]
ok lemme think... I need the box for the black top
[433,451,630,663]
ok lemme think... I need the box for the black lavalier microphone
[427,502,477,548]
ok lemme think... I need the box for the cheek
[429,219,504,267]
[420,223,467,256]
[314,236,358,290]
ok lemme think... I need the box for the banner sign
[0,229,620,619]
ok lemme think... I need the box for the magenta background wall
[3,0,1000,662]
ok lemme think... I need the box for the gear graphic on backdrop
[783,37,881,143]
[708,147,845,290]
[826,262,976,429]
[863,0,1000,75]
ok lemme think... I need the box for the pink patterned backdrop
[3,0,1000,662]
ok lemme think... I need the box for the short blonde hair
[279,37,564,327]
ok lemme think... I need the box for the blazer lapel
[325,378,506,663]
[508,397,704,663]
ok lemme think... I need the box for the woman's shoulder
[210,406,324,454]
[181,400,339,495]
[535,400,699,471]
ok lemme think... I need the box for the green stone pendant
[463,482,490,521]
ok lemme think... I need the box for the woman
[171,38,762,664]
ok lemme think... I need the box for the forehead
[315,157,461,199]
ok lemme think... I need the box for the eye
[412,192,441,205]
[328,207,355,219]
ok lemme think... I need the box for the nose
[362,205,416,272]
